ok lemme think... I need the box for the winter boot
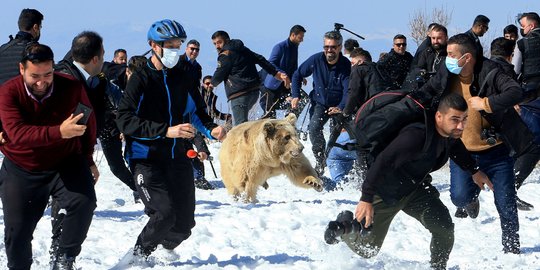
[464,198,480,218]
[516,196,534,211]
[194,177,215,190]
[50,254,76,270]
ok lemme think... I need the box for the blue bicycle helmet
[147,19,187,42]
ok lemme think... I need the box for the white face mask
[159,47,180,68]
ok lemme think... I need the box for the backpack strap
[478,69,498,97]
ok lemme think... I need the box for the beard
[325,52,337,62]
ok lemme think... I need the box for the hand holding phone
[73,102,93,125]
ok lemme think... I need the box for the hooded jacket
[211,39,277,100]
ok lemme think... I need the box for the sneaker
[50,254,76,270]
[133,191,142,204]
[194,178,215,190]
[464,198,480,218]
[516,196,534,211]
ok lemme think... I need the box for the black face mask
[520,28,527,37]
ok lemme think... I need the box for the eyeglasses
[394,43,407,47]
[188,47,200,52]
[323,45,339,51]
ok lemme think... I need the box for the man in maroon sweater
[0,43,98,270]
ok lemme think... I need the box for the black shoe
[133,191,142,204]
[50,254,76,270]
[516,196,534,211]
[133,244,154,260]
[465,198,480,218]
[194,178,215,190]
[454,207,468,218]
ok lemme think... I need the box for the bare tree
[409,6,453,46]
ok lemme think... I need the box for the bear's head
[260,113,304,164]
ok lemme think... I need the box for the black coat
[211,39,277,99]
[417,58,533,156]
[343,62,393,115]
[377,49,413,88]
[0,32,36,85]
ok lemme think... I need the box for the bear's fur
[219,114,323,203]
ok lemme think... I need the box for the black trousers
[131,158,195,250]
[101,136,136,191]
[342,183,454,269]
[0,156,96,270]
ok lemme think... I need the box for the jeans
[326,132,357,183]
[308,102,331,160]
[230,90,259,126]
[520,98,540,145]
[449,145,519,251]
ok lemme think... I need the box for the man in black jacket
[0,9,43,85]
[377,34,413,88]
[404,24,448,90]
[210,30,289,126]
[463,15,490,59]
[325,93,491,270]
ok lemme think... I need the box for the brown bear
[218,113,323,203]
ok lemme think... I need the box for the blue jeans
[308,102,331,159]
[449,145,519,250]
[230,91,259,126]
[520,98,540,145]
[326,132,356,183]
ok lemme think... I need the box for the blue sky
[2,0,539,108]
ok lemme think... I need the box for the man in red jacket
[0,43,98,270]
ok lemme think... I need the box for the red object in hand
[186,149,198,159]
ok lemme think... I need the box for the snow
[0,133,539,270]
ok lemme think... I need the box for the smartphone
[73,102,93,125]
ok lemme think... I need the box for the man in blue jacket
[291,30,351,175]
[260,25,306,119]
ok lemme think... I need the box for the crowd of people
[0,7,538,270]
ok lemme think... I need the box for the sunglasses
[188,47,200,52]
[203,82,212,85]
[323,45,339,50]
[394,43,407,47]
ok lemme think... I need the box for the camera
[334,23,344,31]
[480,127,499,146]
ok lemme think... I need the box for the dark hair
[431,24,448,36]
[473,15,490,26]
[427,22,440,31]
[18,9,43,32]
[438,93,468,113]
[447,34,477,56]
[344,38,360,53]
[519,12,540,25]
[393,34,407,40]
[202,75,212,82]
[503,24,518,35]
[211,30,230,41]
[114,49,127,57]
[290,25,306,36]
[71,31,103,64]
[350,48,372,62]
[490,37,516,58]
[127,55,147,72]
[21,43,54,67]
[187,39,200,47]
[324,31,343,45]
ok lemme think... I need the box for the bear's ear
[263,122,276,138]
[285,113,297,125]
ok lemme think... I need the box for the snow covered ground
[0,134,539,270]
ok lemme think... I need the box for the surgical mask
[159,47,180,68]
[445,54,466,75]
